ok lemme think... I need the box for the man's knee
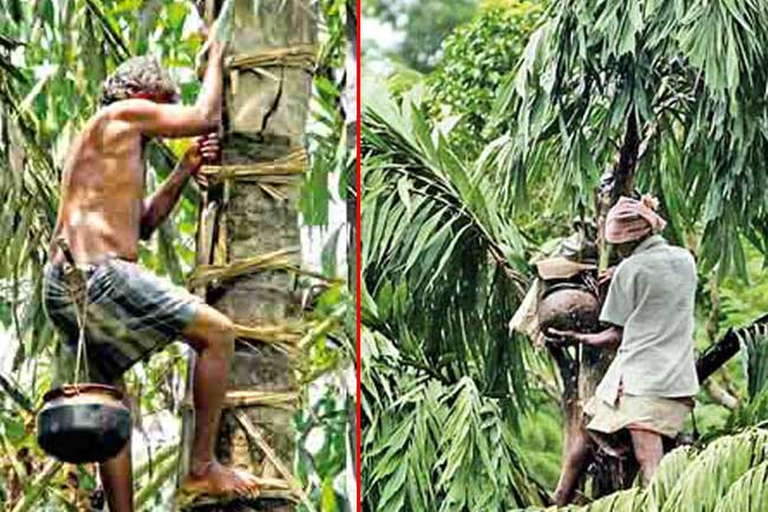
[565,429,592,462]
[634,445,659,468]
[209,313,235,355]
[184,307,235,355]
[631,430,662,467]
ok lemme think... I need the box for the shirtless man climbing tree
[42,37,260,510]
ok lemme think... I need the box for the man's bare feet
[180,461,260,499]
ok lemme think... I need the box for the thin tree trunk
[696,314,768,382]
[561,110,642,499]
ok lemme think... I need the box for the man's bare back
[51,42,226,266]
[52,112,149,264]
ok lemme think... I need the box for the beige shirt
[596,235,700,405]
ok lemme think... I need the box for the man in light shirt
[548,195,699,505]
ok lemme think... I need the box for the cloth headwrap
[604,195,667,244]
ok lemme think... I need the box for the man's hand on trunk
[545,328,585,346]
[140,132,220,239]
[183,132,220,189]
[545,326,622,349]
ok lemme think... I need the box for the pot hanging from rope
[37,383,131,463]
[36,238,132,463]
[535,254,601,333]
[538,283,600,333]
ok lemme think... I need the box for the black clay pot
[538,286,600,333]
[37,384,131,463]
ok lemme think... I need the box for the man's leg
[553,426,593,505]
[99,380,133,512]
[629,429,664,486]
[179,304,259,495]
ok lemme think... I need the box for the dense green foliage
[427,2,543,154]
[362,327,547,512]
[362,0,768,509]
[363,0,477,72]
[0,0,353,509]
[485,0,768,276]
[515,429,768,512]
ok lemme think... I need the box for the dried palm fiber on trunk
[198,148,307,183]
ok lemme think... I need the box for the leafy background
[362,0,768,510]
[0,0,354,510]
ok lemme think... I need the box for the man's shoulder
[615,243,694,279]
[665,244,694,259]
[102,99,162,122]
[614,254,640,276]
[635,240,693,263]
[635,244,697,286]
[84,104,143,139]
[659,244,696,271]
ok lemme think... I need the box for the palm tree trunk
[557,113,643,499]
[179,1,317,510]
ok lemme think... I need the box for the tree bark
[564,110,642,500]
[180,1,317,510]
[696,314,768,383]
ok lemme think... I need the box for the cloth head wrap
[604,195,667,244]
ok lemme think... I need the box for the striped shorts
[43,259,199,384]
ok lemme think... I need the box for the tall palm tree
[361,0,768,506]
[178,0,318,509]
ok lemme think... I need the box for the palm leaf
[660,429,768,512]
[362,81,532,411]
[487,0,768,276]
[362,327,545,511]
[713,459,768,512]
[644,445,697,512]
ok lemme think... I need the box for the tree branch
[610,112,640,203]
[696,314,768,383]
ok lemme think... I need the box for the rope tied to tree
[198,148,307,185]
[187,246,341,289]
[223,390,297,409]
[226,45,318,96]
[226,44,319,74]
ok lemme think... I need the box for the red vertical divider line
[355,0,363,510]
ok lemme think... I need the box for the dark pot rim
[541,283,597,300]
[42,383,124,403]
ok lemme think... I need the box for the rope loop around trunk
[226,44,318,73]
[198,148,307,184]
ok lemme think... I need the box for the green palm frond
[722,324,768,427]
[362,80,533,411]
[362,327,545,512]
[737,324,768,400]
[511,429,768,512]
[584,488,644,512]
[437,377,545,511]
[487,0,768,276]
[713,459,768,512]
[644,445,697,512]
[659,429,768,512]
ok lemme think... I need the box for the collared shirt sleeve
[599,265,633,327]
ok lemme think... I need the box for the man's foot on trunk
[180,461,260,499]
